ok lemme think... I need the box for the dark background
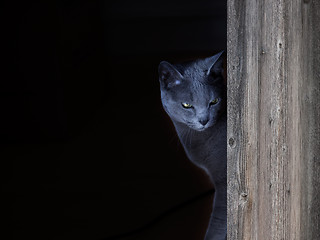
[1,1,226,239]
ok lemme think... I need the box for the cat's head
[158,51,226,131]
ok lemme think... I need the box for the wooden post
[227,0,320,239]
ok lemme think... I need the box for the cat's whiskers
[181,127,193,148]
[180,127,189,147]
[188,128,193,147]
[189,128,195,147]
[187,128,192,148]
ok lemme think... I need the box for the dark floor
[1,1,226,239]
[2,104,214,240]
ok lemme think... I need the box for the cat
[158,51,227,240]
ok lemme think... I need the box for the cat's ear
[158,61,183,89]
[206,51,227,84]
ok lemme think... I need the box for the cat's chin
[189,123,215,132]
[189,125,207,132]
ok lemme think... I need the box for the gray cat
[158,51,227,240]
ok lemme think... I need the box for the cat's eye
[181,102,193,108]
[210,98,219,105]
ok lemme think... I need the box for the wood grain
[227,0,320,239]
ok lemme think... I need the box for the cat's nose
[199,118,209,126]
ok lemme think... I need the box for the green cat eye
[181,102,193,108]
[210,98,219,105]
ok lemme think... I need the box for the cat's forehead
[181,62,207,80]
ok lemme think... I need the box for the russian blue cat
[158,51,227,240]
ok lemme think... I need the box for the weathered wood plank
[227,0,320,239]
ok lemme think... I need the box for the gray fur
[159,51,226,240]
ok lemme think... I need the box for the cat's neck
[172,113,226,184]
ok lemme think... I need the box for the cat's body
[159,52,227,240]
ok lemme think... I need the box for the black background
[1,1,226,239]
